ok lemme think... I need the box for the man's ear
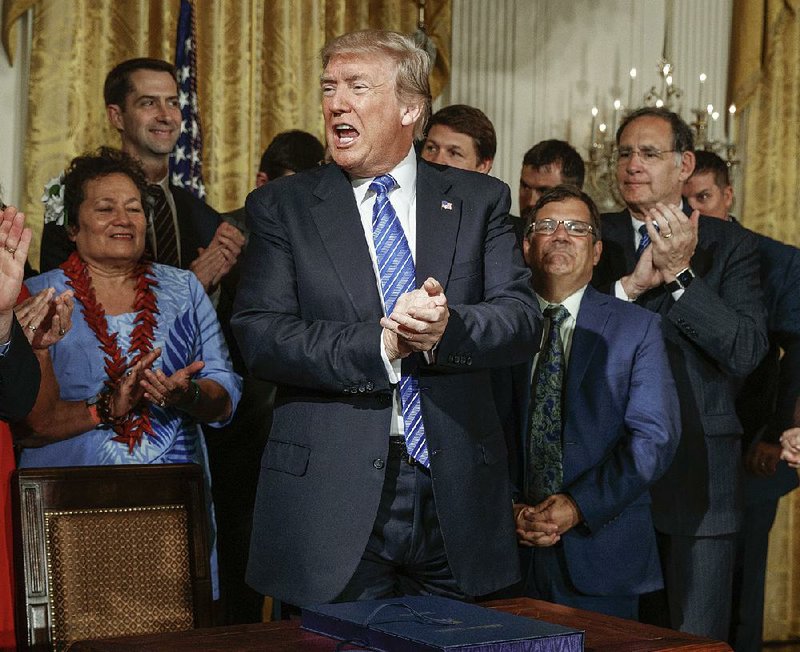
[475,157,494,174]
[255,171,268,188]
[107,104,124,132]
[592,238,603,266]
[400,103,423,127]
[723,185,734,212]
[678,150,696,182]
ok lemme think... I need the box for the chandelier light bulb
[728,104,736,115]
[699,73,707,83]
[630,68,637,79]
[655,99,664,108]
[592,106,599,117]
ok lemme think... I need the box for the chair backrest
[11,464,212,651]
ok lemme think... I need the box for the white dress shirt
[532,286,586,374]
[349,146,418,436]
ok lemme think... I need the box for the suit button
[373,458,385,469]
[447,354,454,363]
[366,382,374,391]
[358,385,366,393]
[466,356,472,366]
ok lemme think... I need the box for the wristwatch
[665,267,695,292]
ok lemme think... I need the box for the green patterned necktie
[526,304,569,504]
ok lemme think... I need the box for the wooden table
[70,597,732,651]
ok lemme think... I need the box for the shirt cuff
[0,340,10,357]
[380,333,402,384]
[614,280,634,301]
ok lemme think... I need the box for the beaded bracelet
[94,390,127,427]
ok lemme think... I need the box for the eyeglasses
[526,219,594,237]
[614,147,678,164]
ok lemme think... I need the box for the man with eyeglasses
[499,184,679,619]
[592,107,768,640]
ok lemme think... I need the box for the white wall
[440,0,733,215]
[0,0,29,208]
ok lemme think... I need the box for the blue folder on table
[301,595,584,651]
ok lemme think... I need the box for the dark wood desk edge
[484,598,732,651]
[68,597,733,651]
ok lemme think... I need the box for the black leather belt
[388,437,417,466]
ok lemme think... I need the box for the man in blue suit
[232,30,539,607]
[508,185,680,619]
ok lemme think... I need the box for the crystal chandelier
[585,58,740,211]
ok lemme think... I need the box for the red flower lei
[61,252,160,453]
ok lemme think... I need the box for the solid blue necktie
[370,174,429,468]
[526,304,569,504]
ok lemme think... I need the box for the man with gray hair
[592,107,767,639]
[232,30,538,607]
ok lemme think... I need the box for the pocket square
[441,200,453,210]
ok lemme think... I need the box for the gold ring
[662,232,673,239]
[159,400,166,408]
[27,324,36,331]
[58,328,66,336]
[5,246,16,255]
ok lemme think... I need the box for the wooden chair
[11,464,213,651]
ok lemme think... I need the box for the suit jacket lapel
[310,164,384,321]
[607,210,638,273]
[415,160,461,288]
[566,286,611,398]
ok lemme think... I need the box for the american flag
[170,0,206,199]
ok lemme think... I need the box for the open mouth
[333,123,359,146]
[110,234,134,240]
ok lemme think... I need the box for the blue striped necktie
[635,223,650,258]
[370,174,429,468]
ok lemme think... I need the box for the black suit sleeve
[0,316,41,422]
[40,223,75,272]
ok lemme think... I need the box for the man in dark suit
[232,29,539,607]
[209,130,324,624]
[592,107,768,639]
[39,58,243,293]
[0,206,39,421]
[506,185,679,619]
[685,151,800,652]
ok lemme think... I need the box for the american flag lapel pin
[441,200,453,211]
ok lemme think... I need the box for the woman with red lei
[14,148,241,599]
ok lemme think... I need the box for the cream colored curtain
[1,0,451,268]
[730,0,800,641]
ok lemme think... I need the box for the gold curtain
[1,0,451,268]
[730,0,800,641]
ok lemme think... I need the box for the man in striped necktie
[233,29,540,609]
[40,58,244,294]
